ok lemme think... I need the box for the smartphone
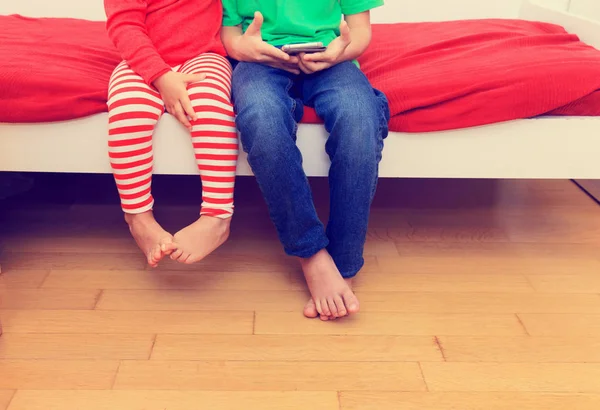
[281,42,327,55]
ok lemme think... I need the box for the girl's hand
[153,71,207,129]
[299,21,352,74]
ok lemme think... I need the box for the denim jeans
[231,61,390,278]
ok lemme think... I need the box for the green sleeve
[222,0,242,26]
[340,0,384,16]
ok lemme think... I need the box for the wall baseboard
[574,180,600,203]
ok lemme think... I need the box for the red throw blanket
[356,20,600,131]
[0,15,120,122]
[1,15,600,132]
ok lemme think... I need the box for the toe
[327,298,339,318]
[343,289,360,314]
[147,251,155,266]
[161,240,177,255]
[320,314,330,321]
[315,299,325,316]
[148,249,159,267]
[334,295,347,317]
[320,298,332,317]
[177,252,191,263]
[303,299,318,318]
[170,248,184,261]
[153,245,164,261]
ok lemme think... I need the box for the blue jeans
[232,61,390,278]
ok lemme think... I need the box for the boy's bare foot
[301,250,359,321]
[171,216,231,264]
[303,278,355,321]
[125,211,176,268]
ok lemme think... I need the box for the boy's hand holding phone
[231,12,300,74]
[299,21,352,74]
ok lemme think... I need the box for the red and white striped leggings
[107,53,238,218]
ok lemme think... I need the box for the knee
[331,91,382,133]
[233,95,294,159]
[236,101,293,160]
[326,94,385,162]
[236,98,287,130]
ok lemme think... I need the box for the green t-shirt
[222,0,384,47]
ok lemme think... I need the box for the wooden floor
[1,175,600,409]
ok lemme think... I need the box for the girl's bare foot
[300,250,359,321]
[125,211,176,268]
[171,216,231,264]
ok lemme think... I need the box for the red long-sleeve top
[104,0,226,85]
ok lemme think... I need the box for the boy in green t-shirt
[222,0,389,321]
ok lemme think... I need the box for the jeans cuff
[336,258,365,279]
[283,238,329,259]
[339,266,362,279]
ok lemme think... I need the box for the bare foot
[300,250,359,320]
[125,211,176,268]
[304,278,355,321]
[171,216,231,264]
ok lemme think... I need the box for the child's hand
[233,12,300,74]
[153,71,207,129]
[299,21,352,74]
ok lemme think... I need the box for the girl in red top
[105,0,238,267]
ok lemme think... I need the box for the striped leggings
[107,53,238,218]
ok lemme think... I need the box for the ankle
[299,249,329,267]
[124,210,154,226]
[201,215,231,234]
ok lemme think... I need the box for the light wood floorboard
[0,178,598,409]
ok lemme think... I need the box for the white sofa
[0,0,599,179]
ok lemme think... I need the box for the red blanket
[0,15,120,122]
[355,20,600,131]
[1,15,600,132]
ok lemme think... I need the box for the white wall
[5,0,594,23]
[521,0,600,48]
[540,0,572,11]
[0,0,106,20]
[1,0,526,22]
[569,0,600,20]
[370,0,522,22]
